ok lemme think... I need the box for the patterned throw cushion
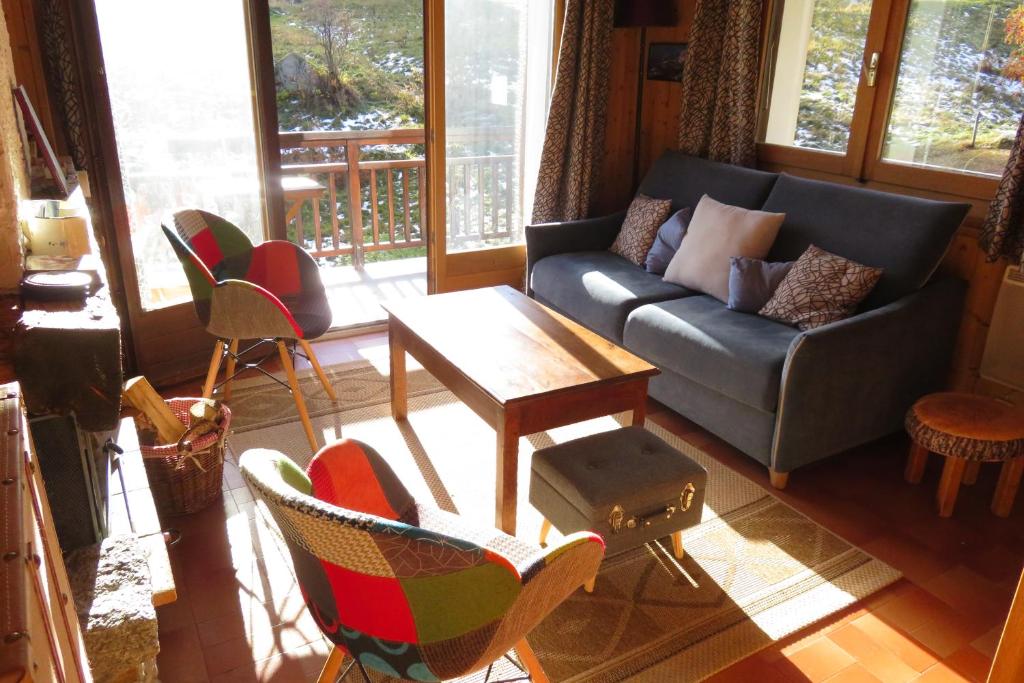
[663,195,786,303]
[759,245,883,330]
[610,194,674,267]
[645,208,693,275]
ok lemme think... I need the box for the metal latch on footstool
[529,426,707,593]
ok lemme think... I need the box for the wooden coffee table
[383,286,659,535]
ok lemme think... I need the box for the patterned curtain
[531,0,614,224]
[980,112,1024,263]
[35,0,89,171]
[677,0,762,167]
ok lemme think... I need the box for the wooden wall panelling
[593,26,642,216]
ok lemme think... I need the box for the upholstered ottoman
[530,426,707,591]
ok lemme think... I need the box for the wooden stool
[905,392,1024,518]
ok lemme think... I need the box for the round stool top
[906,392,1024,462]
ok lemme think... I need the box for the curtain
[980,112,1024,263]
[531,0,614,224]
[35,0,89,171]
[677,0,762,167]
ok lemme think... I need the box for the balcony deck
[320,256,427,329]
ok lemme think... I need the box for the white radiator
[980,265,1024,391]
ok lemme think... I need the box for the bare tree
[300,0,354,87]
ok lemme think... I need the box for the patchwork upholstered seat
[163,209,336,452]
[240,440,605,682]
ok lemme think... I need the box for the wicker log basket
[134,398,231,516]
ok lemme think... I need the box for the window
[764,0,875,154]
[882,0,1024,176]
[761,0,1024,191]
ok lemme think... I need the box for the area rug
[226,360,900,682]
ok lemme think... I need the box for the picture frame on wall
[13,85,69,198]
[647,42,687,82]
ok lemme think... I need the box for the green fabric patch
[401,562,520,644]
[207,214,255,262]
[275,457,312,495]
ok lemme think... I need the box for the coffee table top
[382,286,658,405]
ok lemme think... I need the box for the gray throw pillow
[645,208,692,275]
[727,257,794,313]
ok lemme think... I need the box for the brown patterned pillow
[610,194,673,267]
[759,245,883,330]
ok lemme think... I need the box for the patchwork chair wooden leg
[202,340,227,399]
[317,644,345,683]
[671,531,684,560]
[277,340,319,453]
[937,456,966,518]
[905,443,929,483]
[583,575,595,593]
[223,338,239,402]
[769,468,789,490]
[514,638,549,683]
[993,458,1024,518]
[300,339,338,402]
[538,518,552,546]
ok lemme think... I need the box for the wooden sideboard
[0,385,92,682]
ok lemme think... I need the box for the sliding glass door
[89,0,272,379]
[425,0,556,292]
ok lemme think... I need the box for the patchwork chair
[240,439,605,682]
[162,209,335,452]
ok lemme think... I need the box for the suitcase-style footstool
[529,426,707,592]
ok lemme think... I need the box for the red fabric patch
[246,241,302,297]
[322,561,418,643]
[189,229,224,270]
[308,440,400,520]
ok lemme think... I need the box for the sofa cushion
[762,174,969,308]
[531,251,694,343]
[638,151,780,213]
[663,195,786,303]
[610,194,674,266]
[624,296,800,412]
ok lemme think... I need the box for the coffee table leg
[937,456,966,518]
[496,418,519,535]
[631,379,648,426]
[389,319,408,421]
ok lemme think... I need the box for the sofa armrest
[525,211,627,295]
[772,276,967,473]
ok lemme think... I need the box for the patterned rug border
[229,359,902,682]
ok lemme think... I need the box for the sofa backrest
[638,151,779,212]
[762,174,970,309]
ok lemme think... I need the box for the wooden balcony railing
[279,128,517,266]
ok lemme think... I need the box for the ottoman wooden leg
[671,531,684,560]
[993,458,1024,518]
[905,443,929,484]
[583,576,595,593]
[937,456,966,518]
[539,518,552,546]
[962,461,981,486]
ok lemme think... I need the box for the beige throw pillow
[759,245,883,330]
[609,194,674,267]
[663,195,785,303]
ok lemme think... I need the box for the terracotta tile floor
[154,333,1022,682]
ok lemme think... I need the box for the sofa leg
[769,469,790,490]
[583,575,596,593]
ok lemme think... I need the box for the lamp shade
[614,0,678,27]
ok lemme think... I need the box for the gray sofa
[525,152,969,487]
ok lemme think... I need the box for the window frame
[757,0,1004,201]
